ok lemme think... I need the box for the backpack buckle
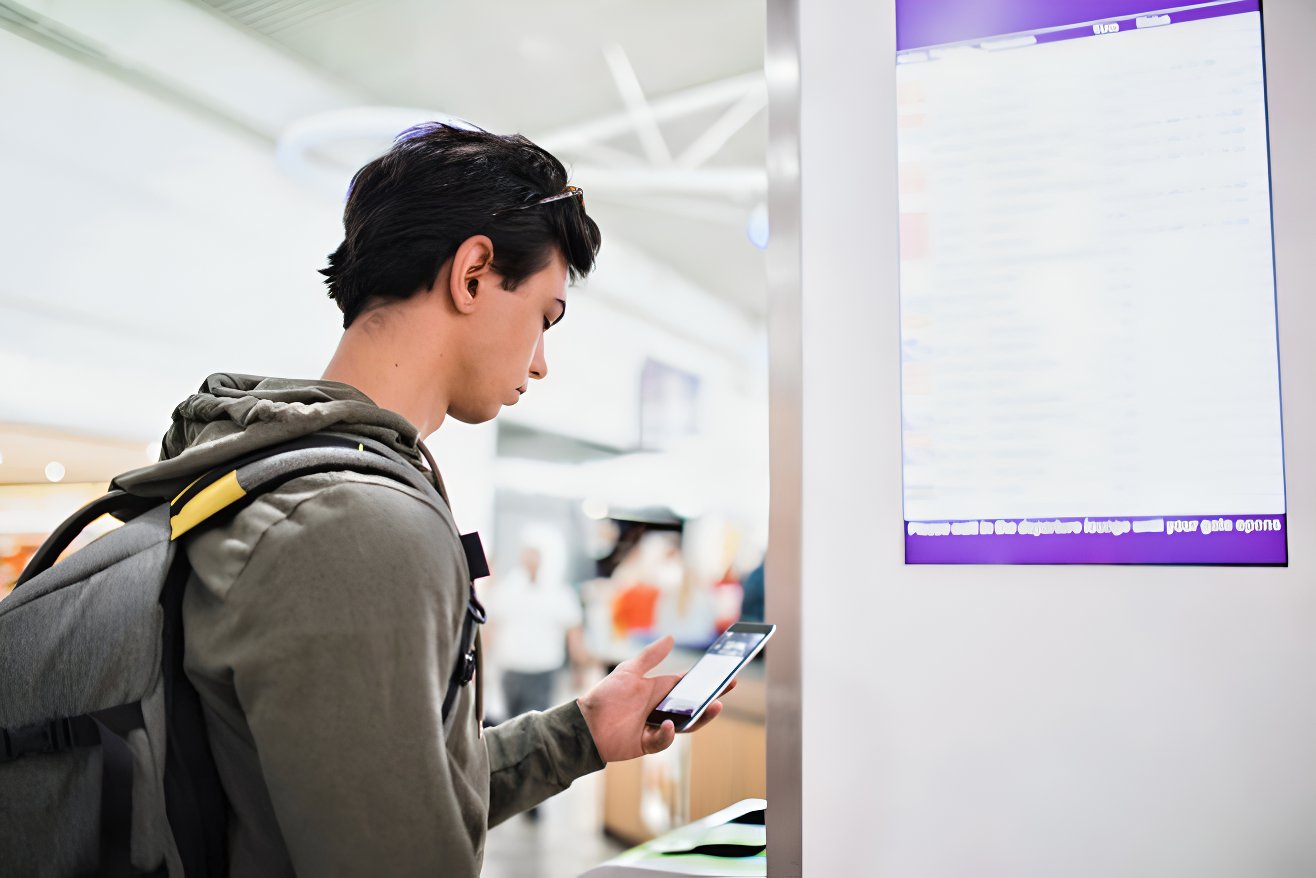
[2,717,76,760]
[458,648,478,686]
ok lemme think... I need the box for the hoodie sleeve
[183,476,491,877]
[483,700,605,827]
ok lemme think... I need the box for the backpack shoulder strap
[12,434,423,589]
[166,433,436,540]
[165,433,489,726]
[16,433,488,723]
[14,491,157,589]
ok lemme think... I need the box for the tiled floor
[482,767,626,878]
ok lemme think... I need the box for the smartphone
[646,622,776,732]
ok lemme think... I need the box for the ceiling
[196,0,764,136]
[1,0,768,316]
[191,0,770,317]
[0,0,769,494]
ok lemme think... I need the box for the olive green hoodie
[118,373,603,877]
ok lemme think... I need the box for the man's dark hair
[320,123,602,328]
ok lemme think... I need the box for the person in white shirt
[486,542,585,722]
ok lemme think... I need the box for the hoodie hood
[115,373,428,499]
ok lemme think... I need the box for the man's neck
[322,312,450,438]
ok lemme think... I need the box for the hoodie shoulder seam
[230,472,456,585]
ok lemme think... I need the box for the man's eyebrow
[549,298,567,327]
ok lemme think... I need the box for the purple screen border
[897,0,1260,52]
[905,515,1287,565]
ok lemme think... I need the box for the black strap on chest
[443,533,489,727]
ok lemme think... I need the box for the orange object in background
[712,578,744,635]
[0,483,119,601]
[611,582,661,635]
[0,537,39,600]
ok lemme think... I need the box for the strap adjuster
[2,717,76,760]
[456,588,485,687]
[458,649,478,686]
[466,593,487,625]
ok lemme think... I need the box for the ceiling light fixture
[276,107,481,197]
[45,461,66,483]
[276,73,769,204]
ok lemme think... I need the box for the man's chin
[448,404,500,426]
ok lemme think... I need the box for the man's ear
[449,235,495,315]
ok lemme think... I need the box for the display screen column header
[898,0,1259,52]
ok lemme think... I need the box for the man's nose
[529,334,549,381]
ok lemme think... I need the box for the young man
[119,124,728,875]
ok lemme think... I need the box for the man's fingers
[642,719,676,754]
[683,700,724,734]
[622,634,674,675]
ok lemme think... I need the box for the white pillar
[768,2,1316,875]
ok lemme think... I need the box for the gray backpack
[0,434,488,877]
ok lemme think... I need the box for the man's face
[448,248,569,425]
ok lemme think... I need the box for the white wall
[772,1,1316,875]
[0,23,346,440]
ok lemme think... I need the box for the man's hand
[576,635,734,763]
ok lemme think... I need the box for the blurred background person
[738,557,765,623]
[484,532,590,821]
[484,532,587,721]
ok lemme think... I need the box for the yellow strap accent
[171,474,205,506]
[170,471,247,540]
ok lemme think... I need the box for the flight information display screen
[896,1,1287,564]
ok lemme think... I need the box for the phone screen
[655,629,768,718]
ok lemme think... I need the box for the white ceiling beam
[677,84,768,169]
[602,43,673,165]
[567,166,766,199]
[594,194,750,225]
[564,140,646,169]
[537,72,762,156]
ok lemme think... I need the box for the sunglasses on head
[493,185,585,216]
